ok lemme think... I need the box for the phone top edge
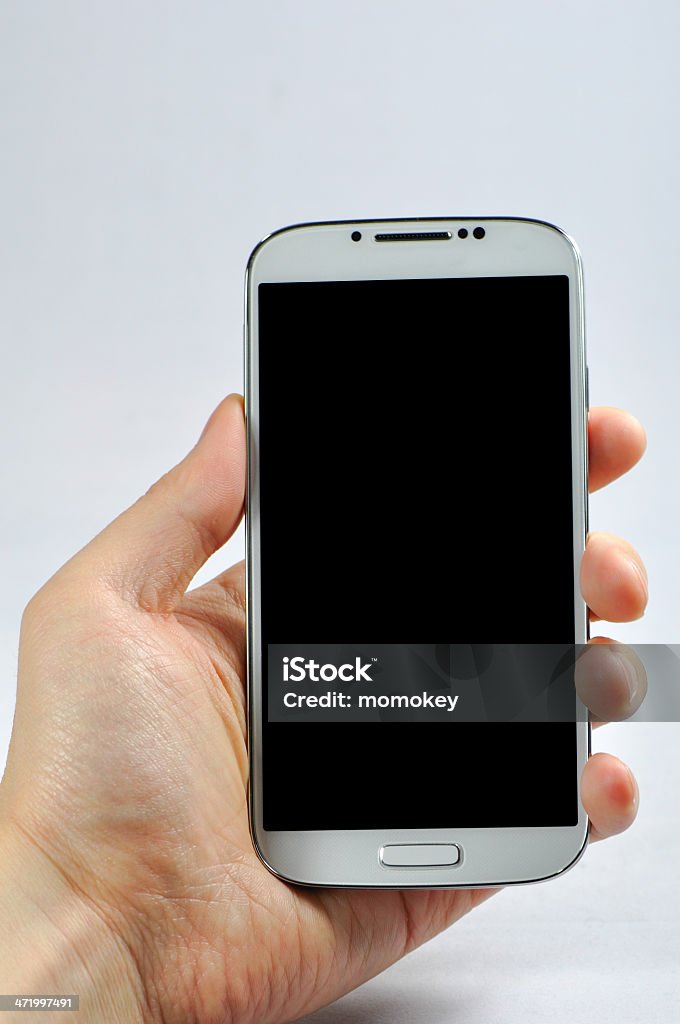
[245,215,581,275]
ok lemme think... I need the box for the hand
[0,397,647,1023]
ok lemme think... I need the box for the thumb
[74,393,246,612]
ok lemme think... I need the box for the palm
[96,566,489,1020]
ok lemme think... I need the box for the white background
[1,2,678,1020]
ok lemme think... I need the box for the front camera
[473,226,486,239]
[351,231,362,242]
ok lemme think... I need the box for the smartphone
[245,217,590,888]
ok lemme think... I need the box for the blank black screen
[257,276,578,830]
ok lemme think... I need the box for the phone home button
[380,843,462,868]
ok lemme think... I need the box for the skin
[0,398,647,1023]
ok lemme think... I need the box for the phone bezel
[244,216,590,889]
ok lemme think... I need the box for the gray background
[0,2,677,1020]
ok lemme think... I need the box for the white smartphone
[245,217,590,888]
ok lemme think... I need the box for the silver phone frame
[244,216,591,889]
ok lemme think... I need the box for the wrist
[0,820,146,1023]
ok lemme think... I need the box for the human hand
[0,396,647,1023]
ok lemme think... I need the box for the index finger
[588,407,646,492]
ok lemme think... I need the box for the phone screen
[256,275,578,831]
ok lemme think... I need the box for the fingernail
[625,763,640,813]
[627,556,649,605]
[199,407,220,442]
[198,395,238,443]
[611,650,640,707]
